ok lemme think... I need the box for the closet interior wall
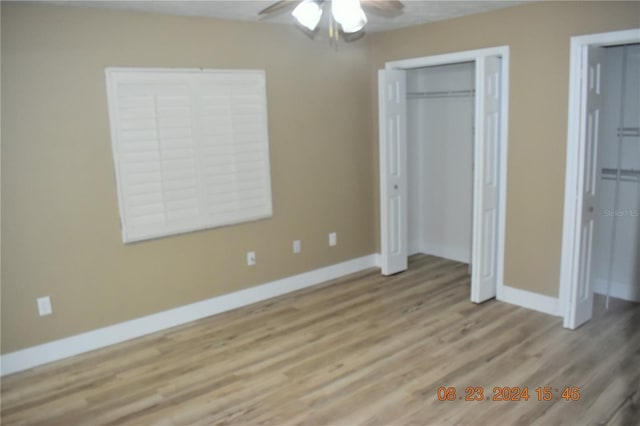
[593,43,640,302]
[406,62,475,264]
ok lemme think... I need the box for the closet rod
[407,89,475,99]
[617,127,640,137]
[601,167,640,181]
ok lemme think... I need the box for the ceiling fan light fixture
[292,0,323,31]
[331,0,367,33]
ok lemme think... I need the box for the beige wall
[370,1,639,297]
[1,1,639,354]
[0,3,374,353]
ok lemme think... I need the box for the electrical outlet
[329,232,337,247]
[293,240,301,254]
[37,296,52,316]
[247,251,256,266]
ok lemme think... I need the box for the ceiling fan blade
[361,0,404,13]
[258,0,302,15]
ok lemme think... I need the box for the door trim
[559,28,640,329]
[382,46,510,303]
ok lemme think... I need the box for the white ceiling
[46,1,532,33]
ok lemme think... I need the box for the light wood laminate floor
[2,255,639,425]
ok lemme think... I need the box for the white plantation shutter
[105,68,273,243]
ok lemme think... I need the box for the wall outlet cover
[37,296,53,316]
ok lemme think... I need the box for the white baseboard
[420,242,470,264]
[594,278,640,302]
[497,284,561,317]
[1,254,380,377]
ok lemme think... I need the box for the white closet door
[471,56,501,303]
[567,46,604,328]
[379,69,408,275]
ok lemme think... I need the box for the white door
[378,69,408,275]
[471,56,501,303]
[567,46,604,328]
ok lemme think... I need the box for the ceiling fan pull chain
[329,12,334,43]
[329,12,337,48]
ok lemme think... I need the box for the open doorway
[560,28,640,329]
[378,47,509,304]
[406,62,475,265]
[593,44,640,303]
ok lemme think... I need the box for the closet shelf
[601,167,640,182]
[617,127,640,137]
[407,89,475,99]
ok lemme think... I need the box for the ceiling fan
[259,0,404,40]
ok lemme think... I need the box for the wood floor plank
[2,255,638,425]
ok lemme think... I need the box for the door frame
[381,46,510,303]
[559,28,640,329]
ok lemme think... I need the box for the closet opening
[560,28,640,329]
[406,62,475,267]
[378,47,510,305]
[593,43,640,307]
